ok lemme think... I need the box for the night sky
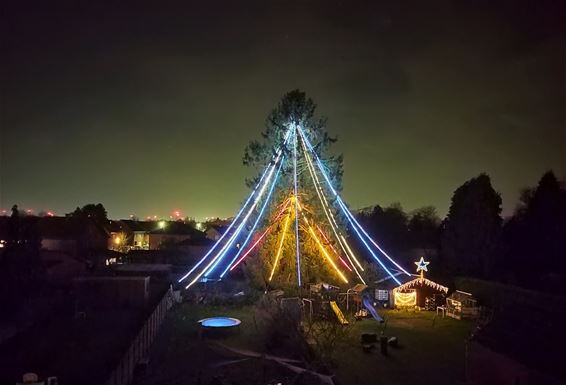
[2,1,565,220]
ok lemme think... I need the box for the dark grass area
[141,304,473,385]
[139,304,268,385]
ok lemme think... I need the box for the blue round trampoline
[198,317,241,329]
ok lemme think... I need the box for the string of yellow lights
[268,204,293,281]
[304,218,349,283]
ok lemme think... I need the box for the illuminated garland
[394,290,417,307]
[395,277,448,293]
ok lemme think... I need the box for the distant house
[104,220,207,251]
[148,221,206,250]
[105,219,128,250]
[108,220,154,250]
[0,215,108,256]
[0,215,111,277]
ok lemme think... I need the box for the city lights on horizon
[0,206,233,224]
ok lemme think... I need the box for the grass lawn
[332,309,473,385]
[143,304,473,385]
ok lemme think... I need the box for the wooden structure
[392,258,449,309]
[446,290,479,319]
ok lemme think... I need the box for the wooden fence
[105,290,170,385]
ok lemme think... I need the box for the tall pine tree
[441,174,502,278]
[241,90,345,288]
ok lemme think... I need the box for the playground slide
[330,301,349,325]
[362,297,384,322]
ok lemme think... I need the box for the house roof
[0,215,108,241]
[39,216,98,239]
[105,220,129,233]
[447,290,475,302]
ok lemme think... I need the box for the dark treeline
[2,171,565,295]
[356,170,566,293]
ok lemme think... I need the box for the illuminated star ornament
[415,257,430,277]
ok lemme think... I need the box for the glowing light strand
[316,225,352,272]
[297,126,408,283]
[269,205,293,281]
[204,158,284,278]
[186,153,286,288]
[293,196,348,283]
[298,130,366,283]
[228,198,292,273]
[292,126,302,287]
[304,217,348,283]
[299,129,362,273]
[229,227,271,271]
[178,162,268,283]
[178,129,292,284]
[201,130,293,278]
[219,160,284,278]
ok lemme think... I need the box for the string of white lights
[218,159,284,278]
[292,126,302,287]
[300,134,365,272]
[178,128,291,285]
[298,131,366,284]
[297,125,409,283]
[187,151,286,288]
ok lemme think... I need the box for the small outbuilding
[446,290,479,319]
[392,257,448,309]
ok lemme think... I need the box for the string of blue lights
[179,128,292,286]
[297,125,410,283]
[218,159,284,278]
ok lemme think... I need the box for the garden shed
[446,290,479,319]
